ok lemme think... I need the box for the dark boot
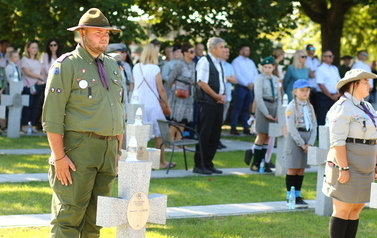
[251,146,263,171]
[329,216,348,238]
[345,219,359,238]
[244,149,253,165]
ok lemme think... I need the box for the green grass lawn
[0,173,317,215]
[0,150,263,174]
[0,135,49,149]
[1,209,377,238]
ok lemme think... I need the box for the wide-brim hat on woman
[336,69,377,89]
[67,8,121,33]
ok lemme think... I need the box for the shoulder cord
[138,63,165,103]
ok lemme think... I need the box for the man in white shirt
[230,45,258,135]
[194,37,226,175]
[352,50,373,102]
[316,50,340,125]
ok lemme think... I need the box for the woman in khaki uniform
[323,69,377,238]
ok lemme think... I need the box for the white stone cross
[307,126,333,216]
[97,137,167,237]
[124,108,160,169]
[0,80,29,138]
[268,103,288,176]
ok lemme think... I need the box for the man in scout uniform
[42,8,125,237]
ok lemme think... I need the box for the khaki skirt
[322,143,377,203]
[255,101,278,134]
[282,131,311,169]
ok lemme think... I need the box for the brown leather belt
[75,131,117,141]
[346,138,377,145]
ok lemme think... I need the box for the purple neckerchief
[95,58,109,90]
[360,101,376,127]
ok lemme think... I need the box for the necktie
[95,58,109,90]
[302,103,311,131]
[360,102,376,127]
[269,78,275,99]
[15,66,21,81]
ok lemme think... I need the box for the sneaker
[250,164,259,172]
[295,197,309,208]
[266,161,275,168]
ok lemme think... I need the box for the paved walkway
[0,138,321,228]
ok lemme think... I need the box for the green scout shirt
[42,44,125,136]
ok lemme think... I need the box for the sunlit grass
[0,173,317,215]
[2,209,377,238]
[0,135,49,149]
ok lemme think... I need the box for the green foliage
[136,0,297,62]
[0,0,147,52]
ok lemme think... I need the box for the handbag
[139,64,171,115]
[174,79,190,99]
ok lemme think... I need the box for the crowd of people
[1,9,377,237]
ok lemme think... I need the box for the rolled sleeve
[196,57,209,83]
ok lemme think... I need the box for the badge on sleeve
[50,87,55,93]
[56,88,62,93]
[54,67,60,75]
[79,80,88,89]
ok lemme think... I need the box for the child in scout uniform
[250,57,281,172]
[283,79,317,207]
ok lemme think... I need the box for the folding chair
[157,119,204,174]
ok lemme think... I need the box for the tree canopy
[136,0,297,62]
[0,0,147,52]
[1,0,377,64]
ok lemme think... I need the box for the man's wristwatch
[339,166,350,171]
[117,150,122,156]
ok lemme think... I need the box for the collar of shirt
[344,92,363,105]
[208,53,221,65]
[77,44,105,64]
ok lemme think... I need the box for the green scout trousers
[49,131,118,238]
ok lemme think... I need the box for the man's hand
[216,94,226,104]
[247,83,254,91]
[331,93,339,101]
[55,155,76,186]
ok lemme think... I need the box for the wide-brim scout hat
[336,69,377,89]
[67,8,121,33]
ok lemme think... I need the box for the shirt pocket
[110,77,124,103]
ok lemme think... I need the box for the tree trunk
[320,15,344,66]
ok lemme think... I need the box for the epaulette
[337,97,347,105]
[56,53,73,63]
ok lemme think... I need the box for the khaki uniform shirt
[254,73,281,116]
[327,92,377,147]
[42,44,125,136]
[285,100,317,146]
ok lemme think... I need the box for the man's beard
[82,36,108,55]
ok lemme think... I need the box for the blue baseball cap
[293,79,310,89]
